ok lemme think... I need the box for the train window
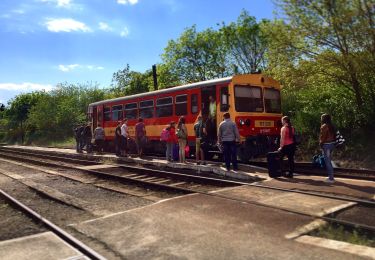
[234,85,263,112]
[264,88,281,113]
[124,102,138,119]
[104,106,111,121]
[139,99,154,119]
[191,94,198,114]
[156,97,173,117]
[175,94,187,116]
[112,105,123,121]
[220,87,229,112]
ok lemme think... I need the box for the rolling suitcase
[172,143,179,161]
[267,151,282,178]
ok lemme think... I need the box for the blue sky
[0,0,276,105]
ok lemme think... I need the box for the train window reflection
[104,106,111,121]
[156,97,173,117]
[191,94,198,114]
[264,88,281,113]
[234,85,263,112]
[175,94,187,116]
[124,102,138,119]
[139,100,154,118]
[112,105,123,121]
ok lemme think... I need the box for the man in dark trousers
[82,123,92,153]
[115,121,122,156]
[218,112,240,171]
[74,124,84,153]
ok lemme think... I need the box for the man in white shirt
[121,119,129,156]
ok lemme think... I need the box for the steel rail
[0,149,374,207]
[1,151,374,236]
[0,188,106,260]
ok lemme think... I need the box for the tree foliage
[220,10,269,73]
[265,0,375,127]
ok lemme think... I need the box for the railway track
[0,146,374,248]
[0,148,240,195]
[0,188,106,260]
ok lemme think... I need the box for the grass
[311,223,375,247]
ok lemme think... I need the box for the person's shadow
[271,176,375,199]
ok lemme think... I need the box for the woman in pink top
[278,116,296,178]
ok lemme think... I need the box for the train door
[96,105,103,128]
[92,106,98,130]
[217,85,229,125]
[201,85,216,143]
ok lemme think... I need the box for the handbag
[335,130,345,146]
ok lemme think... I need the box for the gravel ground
[335,205,375,227]
[0,197,46,241]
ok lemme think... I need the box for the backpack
[335,130,345,146]
[312,154,325,168]
[176,127,186,139]
[160,128,170,141]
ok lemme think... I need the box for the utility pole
[152,64,158,90]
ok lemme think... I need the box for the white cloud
[120,27,129,37]
[98,22,112,32]
[39,0,72,8]
[117,0,138,5]
[58,64,79,72]
[57,0,72,7]
[45,18,91,32]
[0,83,53,91]
[59,64,104,72]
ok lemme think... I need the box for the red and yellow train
[88,73,282,161]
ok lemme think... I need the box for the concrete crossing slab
[0,232,88,260]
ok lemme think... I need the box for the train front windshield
[234,85,281,113]
[234,85,264,112]
[264,88,281,113]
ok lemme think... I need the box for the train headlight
[239,119,245,126]
[245,119,251,126]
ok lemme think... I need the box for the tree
[268,0,375,123]
[111,64,151,96]
[220,10,269,73]
[6,92,46,144]
[161,25,229,83]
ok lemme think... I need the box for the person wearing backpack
[135,118,146,157]
[163,122,177,161]
[194,115,206,165]
[73,124,83,153]
[114,121,122,156]
[176,116,188,163]
[278,116,296,178]
[319,114,336,183]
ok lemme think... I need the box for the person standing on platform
[165,121,177,161]
[135,118,146,157]
[218,112,240,171]
[194,115,206,165]
[277,116,296,178]
[121,119,129,157]
[93,123,105,154]
[207,95,217,143]
[73,125,83,153]
[82,123,92,153]
[176,116,188,163]
[319,113,336,183]
[115,121,122,156]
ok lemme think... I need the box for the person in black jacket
[115,121,122,156]
[74,124,84,153]
[82,123,92,153]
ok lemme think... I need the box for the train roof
[88,76,233,107]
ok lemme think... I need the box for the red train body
[88,74,282,161]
